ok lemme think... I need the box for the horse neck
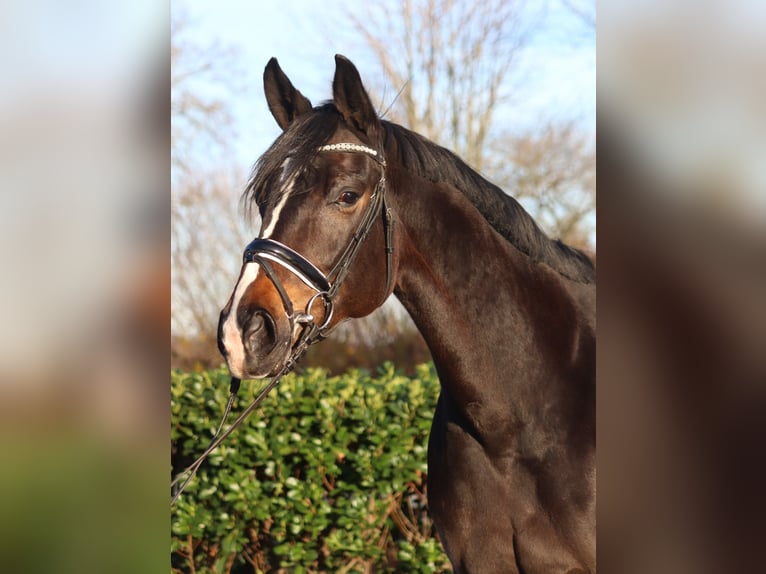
[390,167,594,433]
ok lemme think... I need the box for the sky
[175,0,595,174]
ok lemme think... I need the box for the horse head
[218,55,398,379]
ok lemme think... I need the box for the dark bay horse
[218,55,596,573]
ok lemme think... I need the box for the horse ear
[332,54,380,136]
[263,57,313,131]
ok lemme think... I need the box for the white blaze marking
[261,158,296,238]
[221,263,260,377]
[260,189,291,238]
[221,158,298,376]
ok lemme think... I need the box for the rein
[171,143,394,504]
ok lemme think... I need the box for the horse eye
[337,190,360,206]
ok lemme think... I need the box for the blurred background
[598,1,766,572]
[0,1,168,572]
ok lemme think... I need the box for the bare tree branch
[171,2,250,340]
[171,3,241,177]
[348,0,529,171]
[171,170,255,336]
[560,0,596,31]
[489,121,595,249]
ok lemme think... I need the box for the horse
[217,55,596,573]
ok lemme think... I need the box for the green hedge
[171,363,451,573]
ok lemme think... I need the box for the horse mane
[381,121,596,283]
[244,103,595,284]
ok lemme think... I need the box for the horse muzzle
[218,237,337,379]
[217,276,295,380]
[239,304,292,378]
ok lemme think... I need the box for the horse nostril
[250,313,265,333]
[243,310,276,354]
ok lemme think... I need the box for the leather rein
[172,143,394,504]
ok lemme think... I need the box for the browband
[317,142,381,159]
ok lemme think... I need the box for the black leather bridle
[242,142,395,372]
[172,143,395,504]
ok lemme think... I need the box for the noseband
[242,142,395,372]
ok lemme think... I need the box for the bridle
[242,142,395,372]
[171,143,395,504]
